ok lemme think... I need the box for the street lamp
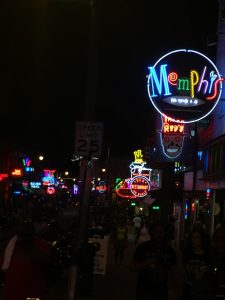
[38,155,44,161]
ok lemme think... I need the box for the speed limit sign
[75,121,103,157]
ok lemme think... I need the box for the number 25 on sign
[75,121,103,157]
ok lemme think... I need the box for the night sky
[0,0,219,167]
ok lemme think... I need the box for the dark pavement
[47,230,184,300]
[47,234,138,300]
[0,226,184,300]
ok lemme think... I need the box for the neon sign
[73,184,79,195]
[130,176,150,197]
[184,201,189,220]
[0,173,8,181]
[162,116,184,134]
[42,169,56,186]
[25,167,34,172]
[30,182,42,189]
[129,150,151,181]
[133,149,144,163]
[115,178,137,199]
[206,188,211,200]
[160,116,187,159]
[147,49,224,123]
[47,186,55,195]
[116,150,161,198]
[150,169,161,190]
[96,180,107,193]
[11,169,22,176]
[22,157,31,167]
[129,150,151,197]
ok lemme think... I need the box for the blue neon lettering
[208,71,217,94]
[148,64,172,97]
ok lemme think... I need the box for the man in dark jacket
[130,221,177,300]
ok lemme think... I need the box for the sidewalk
[77,238,137,300]
[47,231,185,300]
[0,233,184,300]
[47,236,138,300]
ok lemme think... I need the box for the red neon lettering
[131,184,148,190]
[207,78,224,100]
[168,72,178,86]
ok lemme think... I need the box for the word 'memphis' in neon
[148,64,224,101]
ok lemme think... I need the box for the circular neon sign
[147,49,224,123]
[130,176,150,197]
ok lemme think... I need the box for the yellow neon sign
[133,149,144,163]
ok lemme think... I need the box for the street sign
[75,121,103,157]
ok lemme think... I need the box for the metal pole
[67,157,93,300]
[210,190,215,238]
[68,1,99,299]
[84,0,98,122]
[77,158,93,246]
[192,122,198,192]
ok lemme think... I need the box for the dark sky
[0,0,219,167]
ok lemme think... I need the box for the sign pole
[69,0,99,299]
[192,122,198,192]
[68,156,93,300]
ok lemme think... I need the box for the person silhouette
[0,221,52,300]
[112,218,128,265]
[130,221,177,300]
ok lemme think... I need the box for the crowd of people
[1,204,225,300]
[110,213,225,300]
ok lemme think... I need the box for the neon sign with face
[147,49,224,123]
[160,116,187,159]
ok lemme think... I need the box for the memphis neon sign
[147,49,224,123]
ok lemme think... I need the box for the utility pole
[68,1,99,299]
